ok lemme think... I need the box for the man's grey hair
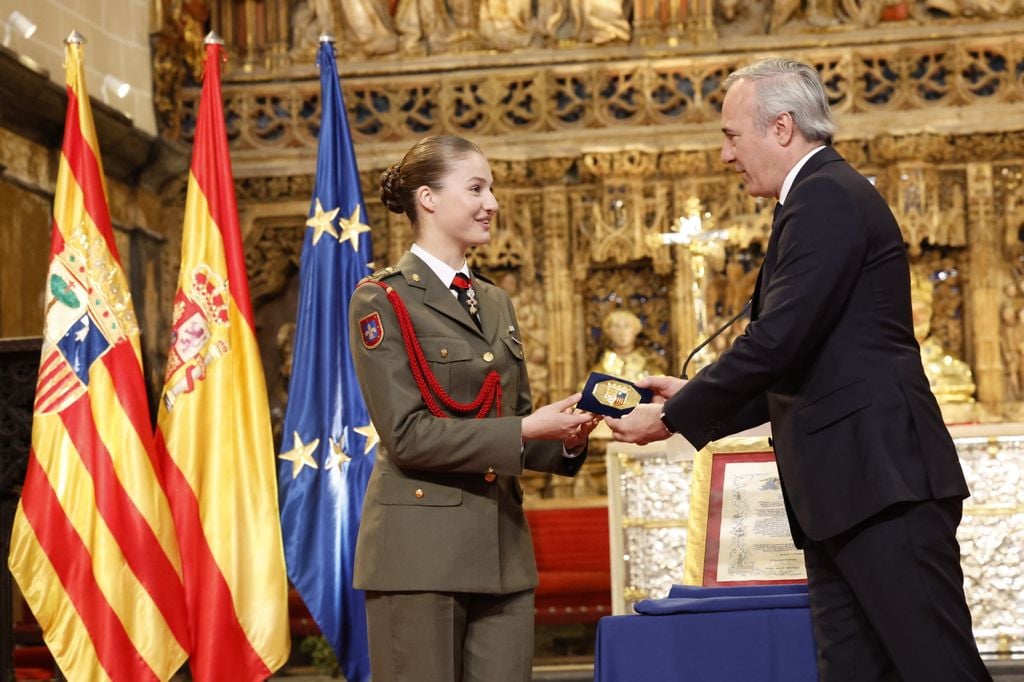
[723,58,836,145]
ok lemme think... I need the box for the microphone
[680,300,751,379]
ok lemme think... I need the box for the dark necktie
[450,273,481,330]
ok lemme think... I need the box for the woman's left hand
[563,409,601,453]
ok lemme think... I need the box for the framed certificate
[684,437,807,586]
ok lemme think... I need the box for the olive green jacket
[349,251,585,594]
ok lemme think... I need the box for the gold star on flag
[325,437,352,470]
[279,431,320,478]
[338,205,371,252]
[306,198,340,245]
[354,422,379,455]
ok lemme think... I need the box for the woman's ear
[415,185,435,214]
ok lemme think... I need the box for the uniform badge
[360,312,384,349]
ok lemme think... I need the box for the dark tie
[450,273,481,330]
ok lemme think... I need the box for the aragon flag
[154,33,290,680]
[8,31,190,680]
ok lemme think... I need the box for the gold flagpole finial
[64,30,86,45]
[318,32,336,44]
[203,31,224,46]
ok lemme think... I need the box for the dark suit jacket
[663,147,969,546]
[349,251,584,593]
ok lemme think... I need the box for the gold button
[414,488,424,499]
[483,352,494,362]
[440,348,449,358]
[484,467,497,483]
[411,273,421,282]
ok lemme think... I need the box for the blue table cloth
[594,585,818,682]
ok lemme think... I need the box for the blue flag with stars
[277,37,376,682]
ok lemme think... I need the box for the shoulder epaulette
[358,265,402,286]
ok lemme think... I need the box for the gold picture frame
[684,437,807,586]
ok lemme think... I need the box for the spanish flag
[8,32,190,679]
[155,33,290,679]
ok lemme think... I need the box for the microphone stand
[680,300,751,379]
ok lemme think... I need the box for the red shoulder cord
[363,280,502,419]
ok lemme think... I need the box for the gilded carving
[582,268,673,385]
[141,0,1024,503]
[244,217,304,304]
[888,164,966,255]
[468,189,536,279]
[337,0,399,56]
[289,0,332,53]
[543,0,631,45]
[479,0,536,50]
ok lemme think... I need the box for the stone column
[966,162,1003,409]
[535,159,576,403]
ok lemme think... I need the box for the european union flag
[277,36,375,682]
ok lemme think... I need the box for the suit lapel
[752,203,783,320]
[473,277,500,344]
[754,147,843,318]
[399,251,487,339]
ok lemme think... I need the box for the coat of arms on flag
[163,264,230,410]
[36,224,137,414]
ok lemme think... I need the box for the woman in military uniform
[348,134,598,682]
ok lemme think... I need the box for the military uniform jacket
[349,251,584,594]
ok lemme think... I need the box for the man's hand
[636,376,687,404]
[605,403,672,445]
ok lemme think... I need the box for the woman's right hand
[522,393,594,441]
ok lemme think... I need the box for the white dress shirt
[779,145,826,205]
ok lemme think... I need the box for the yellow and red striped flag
[8,31,190,680]
[155,33,290,680]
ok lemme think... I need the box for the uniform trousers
[364,588,534,682]
[803,498,990,682]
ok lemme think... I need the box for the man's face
[720,79,784,199]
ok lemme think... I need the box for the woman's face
[427,152,499,251]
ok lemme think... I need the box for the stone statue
[999,305,1022,401]
[337,0,399,55]
[590,310,667,382]
[923,0,1019,16]
[479,0,537,49]
[910,271,976,405]
[718,0,742,21]
[395,0,456,54]
[542,0,631,45]
[291,0,333,51]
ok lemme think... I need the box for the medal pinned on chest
[465,285,479,315]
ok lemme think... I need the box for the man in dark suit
[607,58,990,681]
